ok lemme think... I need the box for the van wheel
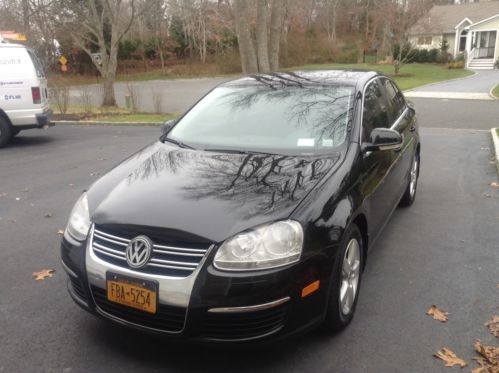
[0,117,12,148]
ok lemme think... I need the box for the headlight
[65,193,91,241]
[214,220,304,271]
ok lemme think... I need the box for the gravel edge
[491,128,499,175]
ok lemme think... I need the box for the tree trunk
[269,0,285,71]
[256,0,270,72]
[159,48,166,74]
[232,0,258,73]
[102,74,116,106]
[102,43,118,106]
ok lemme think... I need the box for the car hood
[87,142,340,243]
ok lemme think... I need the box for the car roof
[0,42,26,49]
[221,70,381,89]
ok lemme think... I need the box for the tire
[399,150,420,207]
[0,116,12,148]
[323,224,364,332]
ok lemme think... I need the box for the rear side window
[383,79,406,121]
[27,49,45,78]
[362,79,389,141]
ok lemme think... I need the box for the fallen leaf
[427,305,449,322]
[471,357,489,373]
[474,340,499,370]
[44,212,53,218]
[491,182,499,188]
[485,316,499,338]
[32,269,55,281]
[481,147,490,151]
[15,197,20,201]
[0,193,7,197]
[435,347,467,368]
[57,229,64,236]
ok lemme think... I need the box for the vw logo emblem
[126,235,153,269]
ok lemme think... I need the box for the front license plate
[106,273,158,314]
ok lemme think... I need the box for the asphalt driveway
[405,69,499,100]
[0,98,497,372]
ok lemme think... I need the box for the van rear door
[26,49,48,107]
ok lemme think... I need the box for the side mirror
[406,99,416,113]
[161,119,177,135]
[363,128,403,152]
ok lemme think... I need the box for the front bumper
[61,231,334,343]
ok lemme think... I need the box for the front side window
[362,79,389,142]
[168,83,355,154]
[382,79,406,122]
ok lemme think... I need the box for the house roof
[409,1,499,35]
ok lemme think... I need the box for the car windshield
[167,83,355,154]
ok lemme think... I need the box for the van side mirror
[161,119,177,135]
[363,128,403,152]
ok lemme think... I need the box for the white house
[409,2,499,69]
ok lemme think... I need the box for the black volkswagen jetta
[61,70,420,342]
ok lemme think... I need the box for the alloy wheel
[409,155,419,198]
[340,238,361,315]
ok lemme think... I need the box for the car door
[360,78,395,238]
[381,78,417,201]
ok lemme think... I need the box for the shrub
[447,61,464,69]
[428,48,439,63]
[333,49,359,64]
[215,50,242,73]
[119,39,141,60]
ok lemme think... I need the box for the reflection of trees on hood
[126,148,192,183]
[224,72,354,145]
[181,152,339,218]
[126,148,338,219]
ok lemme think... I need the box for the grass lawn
[90,113,177,123]
[51,103,179,123]
[51,63,472,92]
[291,63,473,91]
[492,84,499,99]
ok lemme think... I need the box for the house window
[417,36,432,45]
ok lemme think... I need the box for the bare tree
[232,0,258,73]
[71,0,138,106]
[232,0,288,73]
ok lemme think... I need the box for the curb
[403,69,478,93]
[491,128,499,176]
[489,84,499,100]
[53,120,163,127]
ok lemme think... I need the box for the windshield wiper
[161,136,195,149]
[204,148,281,156]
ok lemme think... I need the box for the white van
[0,41,52,147]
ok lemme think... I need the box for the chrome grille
[91,226,210,278]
